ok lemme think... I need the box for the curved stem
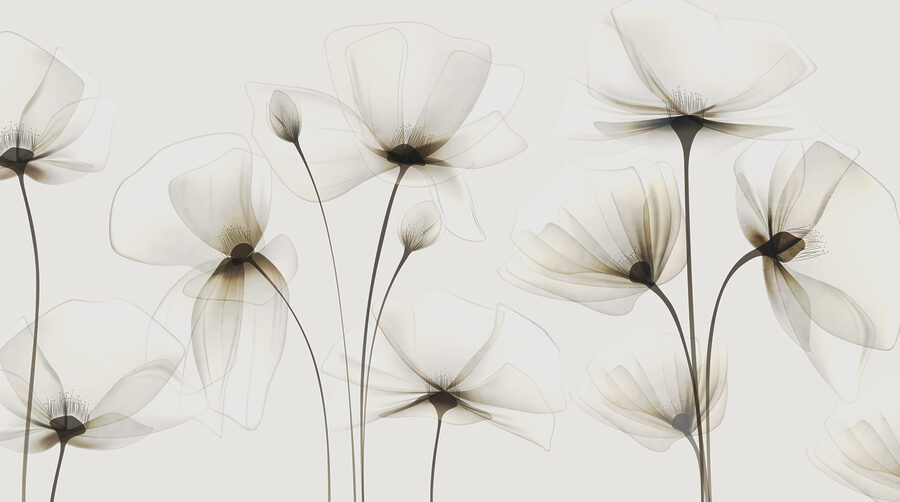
[362,251,410,422]
[648,284,706,502]
[703,249,761,494]
[18,172,40,502]
[295,141,357,502]
[671,119,701,367]
[359,166,408,501]
[685,434,709,500]
[50,441,66,502]
[249,259,331,502]
[430,417,444,502]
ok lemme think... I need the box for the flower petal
[424,171,484,241]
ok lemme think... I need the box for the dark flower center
[428,390,458,417]
[628,261,655,286]
[0,147,33,171]
[230,243,255,262]
[671,412,694,436]
[386,143,427,166]
[49,415,87,443]
[759,231,805,263]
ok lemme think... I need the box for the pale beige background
[0,0,897,500]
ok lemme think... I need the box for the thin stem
[363,250,410,422]
[685,434,709,501]
[294,141,357,502]
[359,166,408,501]
[18,172,40,502]
[50,441,66,502]
[430,417,444,502]
[703,249,761,494]
[249,258,331,502]
[648,284,706,502]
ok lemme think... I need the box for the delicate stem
[363,250,410,423]
[359,166,408,501]
[18,172,40,502]
[294,141,357,502]
[685,434,709,501]
[648,284,706,502]
[50,440,67,502]
[249,258,331,502]
[430,417,444,502]
[703,249,761,494]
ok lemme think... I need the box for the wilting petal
[247,83,386,201]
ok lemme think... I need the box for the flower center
[761,229,827,263]
[386,143,427,166]
[45,391,90,439]
[0,123,38,169]
[667,87,708,117]
[218,225,254,259]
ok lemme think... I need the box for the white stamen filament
[0,122,39,153]
[45,391,91,424]
[218,224,253,255]
[667,87,708,117]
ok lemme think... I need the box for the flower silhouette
[735,140,900,398]
[109,133,297,429]
[0,32,113,183]
[325,290,565,449]
[398,200,443,253]
[574,339,727,452]
[502,152,685,315]
[247,22,526,240]
[559,0,816,155]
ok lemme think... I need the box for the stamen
[431,368,456,392]
[391,123,435,150]
[218,224,253,255]
[784,226,828,261]
[0,122,39,153]
[667,87,707,117]
[45,391,91,424]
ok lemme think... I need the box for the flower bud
[267,90,301,143]
[398,201,442,252]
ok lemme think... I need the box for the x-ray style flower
[109,133,298,430]
[247,22,526,240]
[0,300,192,501]
[325,291,564,499]
[559,0,816,156]
[398,200,443,253]
[734,140,900,398]
[574,339,727,453]
[502,152,685,315]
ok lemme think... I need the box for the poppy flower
[574,339,727,452]
[247,22,526,241]
[559,0,816,158]
[734,140,900,398]
[109,133,297,430]
[502,151,685,315]
[398,200,443,253]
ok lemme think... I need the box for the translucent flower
[0,32,113,184]
[559,0,816,156]
[574,339,727,452]
[398,200,442,253]
[324,290,565,449]
[735,140,900,398]
[502,151,685,315]
[109,133,297,430]
[247,22,526,240]
[0,300,192,452]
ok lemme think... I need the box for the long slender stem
[430,417,444,502]
[703,249,761,494]
[294,141,357,502]
[685,434,709,500]
[359,166,408,501]
[362,251,410,421]
[50,441,66,502]
[649,284,706,502]
[18,172,40,502]
[249,259,331,502]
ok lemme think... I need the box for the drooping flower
[109,133,297,430]
[0,32,113,183]
[0,300,194,452]
[502,151,685,315]
[324,290,565,449]
[398,200,442,253]
[247,22,526,240]
[559,0,816,157]
[574,339,727,452]
[734,140,900,398]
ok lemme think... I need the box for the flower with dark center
[735,140,900,398]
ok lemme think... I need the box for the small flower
[324,290,565,449]
[559,0,816,157]
[109,133,298,430]
[502,151,685,315]
[0,300,193,451]
[247,22,526,241]
[267,90,301,143]
[574,339,727,451]
[398,200,442,252]
[0,32,113,183]
[735,140,900,398]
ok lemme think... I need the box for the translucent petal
[423,171,484,241]
[0,32,59,121]
[398,200,442,252]
[0,427,57,453]
[19,52,85,155]
[71,414,153,450]
[426,112,526,171]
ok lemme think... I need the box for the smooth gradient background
[0,0,897,500]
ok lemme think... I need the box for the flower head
[735,140,900,398]
[503,151,685,315]
[109,134,297,430]
[398,200,442,252]
[324,291,565,449]
[247,22,526,241]
[0,32,113,184]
